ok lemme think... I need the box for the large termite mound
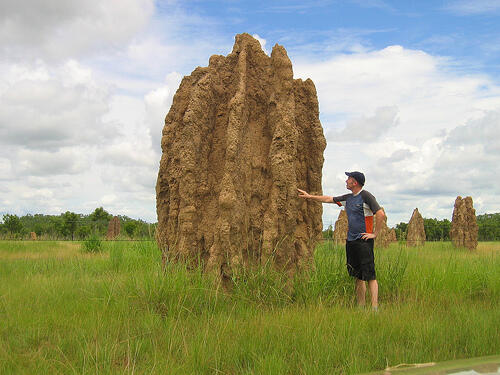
[156,34,326,276]
[450,196,478,250]
[407,208,425,247]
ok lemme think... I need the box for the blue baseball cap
[345,171,365,186]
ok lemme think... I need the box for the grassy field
[0,240,499,374]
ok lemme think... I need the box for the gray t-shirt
[333,190,381,241]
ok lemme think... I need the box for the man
[298,171,385,309]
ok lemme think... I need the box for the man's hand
[297,188,311,199]
[361,232,376,240]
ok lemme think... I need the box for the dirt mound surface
[374,208,391,248]
[407,208,425,247]
[106,216,120,240]
[333,210,348,245]
[450,196,478,250]
[389,228,397,243]
[156,33,326,276]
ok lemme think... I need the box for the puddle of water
[362,355,500,375]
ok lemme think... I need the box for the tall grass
[0,240,499,374]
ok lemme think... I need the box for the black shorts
[346,239,376,281]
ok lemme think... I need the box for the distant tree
[395,222,408,241]
[50,216,64,239]
[33,222,44,236]
[18,214,57,238]
[140,221,154,239]
[322,224,333,239]
[76,225,91,240]
[90,207,111,222]
[3,214,23,236]
[123,221,137,238]
[32,214,53,237]
[1,211,157,240]
[416,218,449,241]
[62,211,79,240]
[477,213,500,241]
[120,216,154,239]
[89,207,112,236]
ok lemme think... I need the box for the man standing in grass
[298,171,385,309]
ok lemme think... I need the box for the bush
[76,225,91,240]
[123,221,137,238]
[81,235,102,253]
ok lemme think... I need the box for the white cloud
[144,72,182,152]
[444,110,500,153]
[261,1,335,13]
[0,0,218,222]
[444,0,500,15]
[84,3,230,88]
[0,157,12,183]
[0,60,112,151]
[329,106,399,141]
[293,45,500,226]
[252,34,269,55]
[0,57,160,220]
[1,0,499,228]
[350,0,394,11]
[0,0,155,61]
[295,46,499,145]
[428,111,500,193]
[100,194,118,205]
[97,142,153,168]
[281,28,381,58]
[16,148,90,176]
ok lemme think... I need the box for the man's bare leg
[355,279,366,306]
[368,279,378,308]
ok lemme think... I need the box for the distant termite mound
[374,208,391,248]
[389,228,397,243]
[450,196,478,250]
[106,216,120,240]
[407,208,426,247]
[156,33,326,277]
[333,210,348,245]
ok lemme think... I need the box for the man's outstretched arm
[297,188,334,203]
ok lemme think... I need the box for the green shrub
[76,225,91,240]
[81,235,102,253]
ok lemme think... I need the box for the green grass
[0,240,499,374]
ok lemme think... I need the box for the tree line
[0,207,155,240]
[394,213,500,241]
[3,209,500,242]
[393,218,452,241]
[323,213,500,241]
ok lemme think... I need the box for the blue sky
[1,0,500,227]
[153,0,500,73]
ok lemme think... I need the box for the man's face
[346,176,357,191]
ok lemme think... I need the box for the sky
[1,0,500,227]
